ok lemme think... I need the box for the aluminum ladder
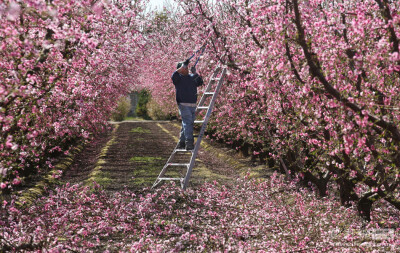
[152,66,227,190]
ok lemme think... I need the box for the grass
[130,156,163,163]
[13,145,84,207]
[129,155,230,187]
[124,116,145,121]
[86,170,112,187]
[130,127,151,134]
[85,125,119,188]
[130,156,166,186]
[193,161,229,182]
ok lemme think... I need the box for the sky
[148,0,169,9]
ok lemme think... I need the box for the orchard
[1,0,400,251]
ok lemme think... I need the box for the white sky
[148,0,169,9]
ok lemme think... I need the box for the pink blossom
[6,1,20,21]
[12,178,21,185]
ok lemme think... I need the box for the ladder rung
[174,149,192,152]
[212,78,221,81]
[194,120,204,124]
[158,177,184,181]
[168,163,190,167]
[204,92,214,95]
[197,106,209,110]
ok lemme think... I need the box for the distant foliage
[111,96,131,122]
[135,90,151,119]
[147,98,177,120]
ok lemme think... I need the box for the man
[171,59,204,150]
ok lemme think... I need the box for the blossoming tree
[0,0,146,191]
[139,0,400,220]
[1,0,399,221]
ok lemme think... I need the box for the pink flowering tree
[2,0,399,222]
[139,0,400,220]
[133,10,182,117]
[133,7,217,118]
[0,0,146,192]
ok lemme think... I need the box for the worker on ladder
[172,58,204,150]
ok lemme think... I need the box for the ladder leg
[183,68,227,190]
[151,144,179,189]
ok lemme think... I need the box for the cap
[176,61,189,69]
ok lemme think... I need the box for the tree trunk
[357,192,378,221]
[339,178,359,207]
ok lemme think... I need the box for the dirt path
[63,121,245,192]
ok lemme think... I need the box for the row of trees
[0,0,146,192]
[139,0,400,220]
[1,0,399,221]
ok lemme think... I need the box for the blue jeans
[178,104,196,143]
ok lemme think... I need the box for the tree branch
[291,0,400,143]
[284,36,305,84]
[374,0,400,77]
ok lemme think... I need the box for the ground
[62,120,257,192]
[2,121,399,252]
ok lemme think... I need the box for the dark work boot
[177,141,185,149]
[185,140,194,151]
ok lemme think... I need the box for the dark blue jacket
[171,71,204,104]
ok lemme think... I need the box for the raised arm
[171,70,182,86]
[191,66,204,87]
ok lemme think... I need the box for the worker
[171,58,204,150]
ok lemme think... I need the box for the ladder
[152,66,227,190]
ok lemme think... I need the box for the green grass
[130,156,163,163]
[193,163,229,182]
[86,170,113,187]
[130,127,151,134]
[124,116,145,121]
[130,156,166,186]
